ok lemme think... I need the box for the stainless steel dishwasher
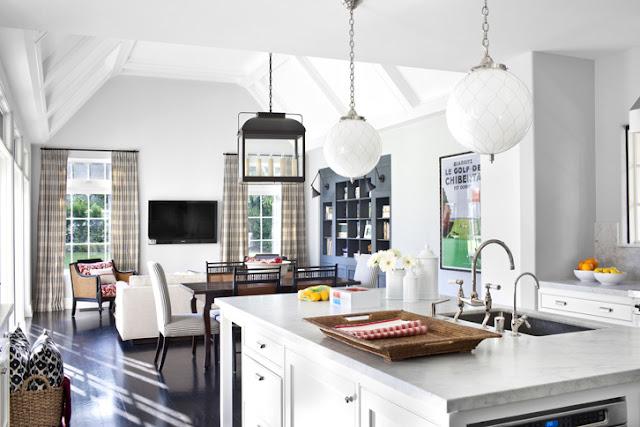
[468,397,627,427]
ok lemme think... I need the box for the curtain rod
[41,147,139,153]
[223,152,239,156]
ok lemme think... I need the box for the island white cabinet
[360,388,437,427]
[242,353,282,427]
[285,350,357,427]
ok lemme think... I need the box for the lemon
[594,268,603,273]
[309,292,321,302]
[321,290,329,301]
[602,268,611,273]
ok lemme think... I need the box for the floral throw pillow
[77,260,113,276]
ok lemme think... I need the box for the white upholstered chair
[353,254,379,288]
[148,261,220,371]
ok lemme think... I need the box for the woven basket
[10,374,64,427]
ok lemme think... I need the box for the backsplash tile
[594,222,640,279]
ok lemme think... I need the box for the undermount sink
[444,310,595,336]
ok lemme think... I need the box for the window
[248,185,282,256]
[65,159,112,266]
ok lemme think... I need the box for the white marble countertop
[216,293,640,414]
[540,278,640,298]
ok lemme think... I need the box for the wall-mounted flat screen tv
[148,200,217,244]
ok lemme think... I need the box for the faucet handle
[521,315,531,329]
[430,299,451,317]
[449,279,465,298]
[485,283,501,290]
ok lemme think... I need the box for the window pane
[72,220,88,243]
[67,163,72,179]
[106,219,110,243]
[90,163,105,180]
[262,195,273,216]
[262,218,272,239]
[72,194,88,217]
[72,162,88,179]
[248,218,261,241]
[72,245,88,262]
[249,241,261,256]
[106,164,112,180]
[90,245,105,260]
[90,220,105,243]
[89,194,105,218]
[66,220,71,243]
[105,194,111,218]
[263,240,273,252]
[248,195,260,217]
[64,246,71,267]
[66,194,71,218]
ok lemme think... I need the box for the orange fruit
[586,258,598,268]
[580,262,595,271]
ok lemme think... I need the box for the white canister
[403,269,418,303]
[385,269,405,300]
[416,244,439,300]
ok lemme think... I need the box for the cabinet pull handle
[255,373,265,381]
[256,341,266,349]
[599,307,613,313]
[0,367,6,375]
[555,300,567,306]
[344,395,354,403]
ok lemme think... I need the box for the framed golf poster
[439,152,481,271]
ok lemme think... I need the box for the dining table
[180,277,362,368]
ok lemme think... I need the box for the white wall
[595,48,640,227]
[306,112,480,297]
[31,75,260,304]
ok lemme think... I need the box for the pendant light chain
[268,52,273,113]
[481,0,490,58]
[348,8,356,112]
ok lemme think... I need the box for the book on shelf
[368,202,371,217]
[338,222,348,238]
[355,187,360,199]
[357,222,361,238]
[382,205,391,218]
[325,205,333,220]
[356,203,360,218]
[342,248,348,257]
[382,221,390,240]
[326,238,333,255]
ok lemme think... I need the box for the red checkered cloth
[335,318,428,340]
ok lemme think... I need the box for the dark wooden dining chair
[292,264,338,292]
[232,266,283,296]
[206,261,245,283]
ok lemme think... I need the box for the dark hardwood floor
[26,309,241,427]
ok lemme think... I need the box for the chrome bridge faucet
[450,239,514,328]
[512,272,540,336]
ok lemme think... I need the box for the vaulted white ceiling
[0,29,464,148]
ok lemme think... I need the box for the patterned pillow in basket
[9,325,30,351]
[8,342,29,393]
[27,335,64,391]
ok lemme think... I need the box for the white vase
[403,269,418,303]
[385,270,405,300]
[416,244,439,300]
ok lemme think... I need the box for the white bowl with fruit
[573,258,599,281]
[594,267,627,286]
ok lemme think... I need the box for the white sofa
[115,272,206,341]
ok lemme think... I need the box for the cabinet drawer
[244,328,283,367]
[540,294,633,322]
[243,354,282,427]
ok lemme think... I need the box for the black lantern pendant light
[238,53,306,183]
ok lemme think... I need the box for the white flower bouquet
[368,249,417,273]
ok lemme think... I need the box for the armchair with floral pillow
[69,258,136,317]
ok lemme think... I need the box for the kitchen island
[216,293,640,427]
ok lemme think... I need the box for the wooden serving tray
[304,310,501,361]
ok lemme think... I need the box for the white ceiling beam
[48,65,113,137]
[43,36,98,88]
[46,40,122,117]
[22,30,50,139]
[111,40,136,77]
[378,64,418,111]
[120,61,243,84]
[295,56,345,116]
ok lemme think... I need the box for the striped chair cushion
[163,314,220,337]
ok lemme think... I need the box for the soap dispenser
[416,244,439,300]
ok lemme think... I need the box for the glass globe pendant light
[324,0,382,182]
[446,0,533,162]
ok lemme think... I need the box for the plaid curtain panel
[220,154,248,262]
[281,182,307,266]
[111,151,140,272]
[34,149,68,312]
